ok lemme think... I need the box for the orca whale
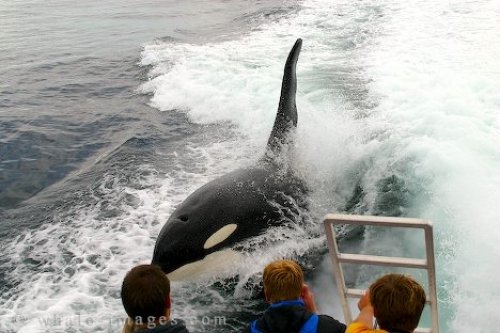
[152,39,306,278]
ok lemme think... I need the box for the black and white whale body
[152,39,305,278]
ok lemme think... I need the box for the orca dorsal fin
[266,38,302,160]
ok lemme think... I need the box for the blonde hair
[263,259,303,303]
[370,274,426,333]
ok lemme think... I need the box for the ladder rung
[325,213,432,229]
[345,288,365,298]
[346,288,433,305]
[414,328,432,333]
[338,253,428,269]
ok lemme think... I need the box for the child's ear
[263,287,270,303]
[300,284,308,298]
[165,295,171,309]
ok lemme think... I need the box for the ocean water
[1,0,499,332]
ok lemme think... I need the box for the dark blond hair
[121,264,170,322]
[263,259,303,303]
[370,274,426,333]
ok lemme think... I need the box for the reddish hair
[370,274,426,333]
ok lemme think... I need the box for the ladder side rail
[324,221,353,323]
[424,224,439,333]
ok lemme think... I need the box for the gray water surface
[0,0,295,209]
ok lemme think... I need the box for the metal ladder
[323,214,439,333]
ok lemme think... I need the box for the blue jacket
[243,300,346,333]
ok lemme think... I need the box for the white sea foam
[334,0,500,331]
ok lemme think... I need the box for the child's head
[263,259,304,303]
[370,274,426,333]
[121,264,171,322]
